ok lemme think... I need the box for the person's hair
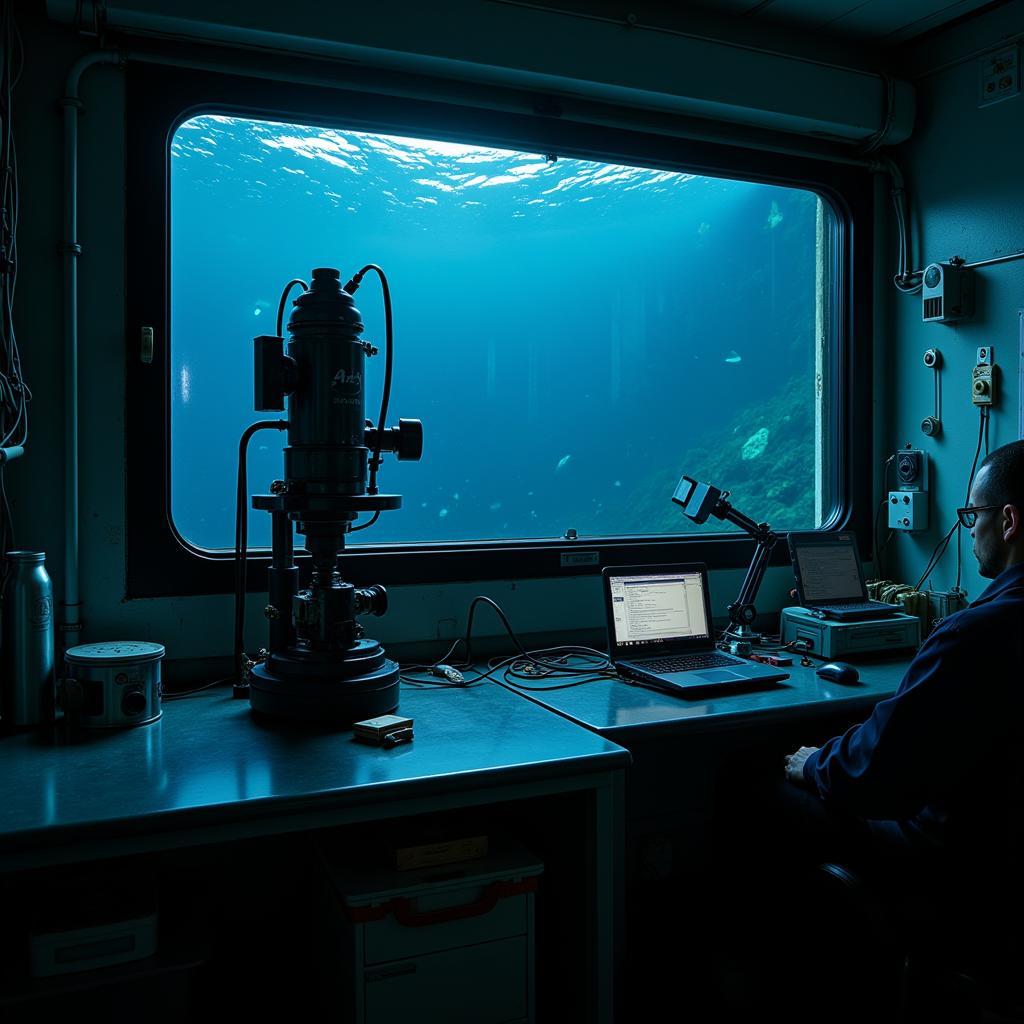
[977,440,1024,510]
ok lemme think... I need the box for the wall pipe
[60,50,121,648]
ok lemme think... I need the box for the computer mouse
[816,661,860,685]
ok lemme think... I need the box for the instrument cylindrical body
[1,551,55,728]
[285,267,368,497]
[268,510,298,654]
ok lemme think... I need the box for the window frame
[125,62,873,599]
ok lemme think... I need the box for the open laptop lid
[787,532,869,606]
[602,563,715,661]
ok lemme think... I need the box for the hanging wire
[0,2,26,592]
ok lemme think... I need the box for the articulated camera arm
[672,476,777,636]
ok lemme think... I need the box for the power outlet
[972,345,995,405]
[979,46,1020,107]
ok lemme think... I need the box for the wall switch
[888,490,929,531]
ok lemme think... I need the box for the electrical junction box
[317,841,543,1024]
[922,262,974,323]
[979,46,1020,107]
[781,607,921,659]
[888,490,928,531]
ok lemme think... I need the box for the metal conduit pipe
[60,49,122,648]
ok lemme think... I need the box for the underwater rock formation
[741,428,770,461]
[603,375,816,535]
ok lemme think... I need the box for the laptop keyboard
[640,651,740,673]
[817,600,894,613]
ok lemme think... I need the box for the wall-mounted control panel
[889,490,929,531]
[890,447,928,531]
[972,345,995,405]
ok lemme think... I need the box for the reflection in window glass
[170,114,833,550]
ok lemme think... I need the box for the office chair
[812,856,1024,1024]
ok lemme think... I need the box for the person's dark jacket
[802,561,1024,851]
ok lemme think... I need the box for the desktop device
[787,532,899,621]
[602,563,789,694]
[780,605,921,658]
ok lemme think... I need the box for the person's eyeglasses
[956,504,1001,528]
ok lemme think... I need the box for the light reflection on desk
[0,681,630,860]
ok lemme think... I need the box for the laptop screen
[789,533,866,603]
[605,568,711,652]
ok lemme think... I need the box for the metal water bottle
[1,551,55,727]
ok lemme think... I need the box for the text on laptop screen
[608,572,710,646]
[793,541,863,602]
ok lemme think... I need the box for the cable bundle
[0,2,24,590]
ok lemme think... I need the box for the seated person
[709,441,1024,1017]
[783,439,1024,866]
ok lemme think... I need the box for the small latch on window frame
[141,326,155,364]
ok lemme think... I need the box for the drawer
[363,886,528,964]
[363,935,527,1024]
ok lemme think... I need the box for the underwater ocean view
[170,114,828,551]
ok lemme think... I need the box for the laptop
[787,532,900,621]
[602,563,789,694]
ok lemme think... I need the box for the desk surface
[0,681,630,870]
[504,654,914,738]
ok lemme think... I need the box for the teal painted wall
[886,3,1024,601]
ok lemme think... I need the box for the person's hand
[783,746,818,787]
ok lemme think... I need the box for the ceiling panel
[682,0,999,43]
[813,0,997,39]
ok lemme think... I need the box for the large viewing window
[170,114,837,553]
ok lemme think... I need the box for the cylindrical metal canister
[1,551,55,727]
[64,641,164,728]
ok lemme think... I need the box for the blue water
[171,115,822,550]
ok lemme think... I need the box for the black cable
[917,519,959,593]
[873,455,896,579]
[399,597,615,691]
[163,675,234,701]
[0,2,24,591]
[956,407,988,590]
[964,406,987,504]
[345,264,393,536]
[495,647,618,692]
[275,277,307,337]
[234,420,287,683]
[350,510,380,533]
[0,462,11,592]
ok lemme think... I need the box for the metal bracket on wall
[921,348,941,436]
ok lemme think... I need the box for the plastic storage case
[317,841,543,1024]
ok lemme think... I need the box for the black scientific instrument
[672,475,776,644]
[244,266,422,724]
